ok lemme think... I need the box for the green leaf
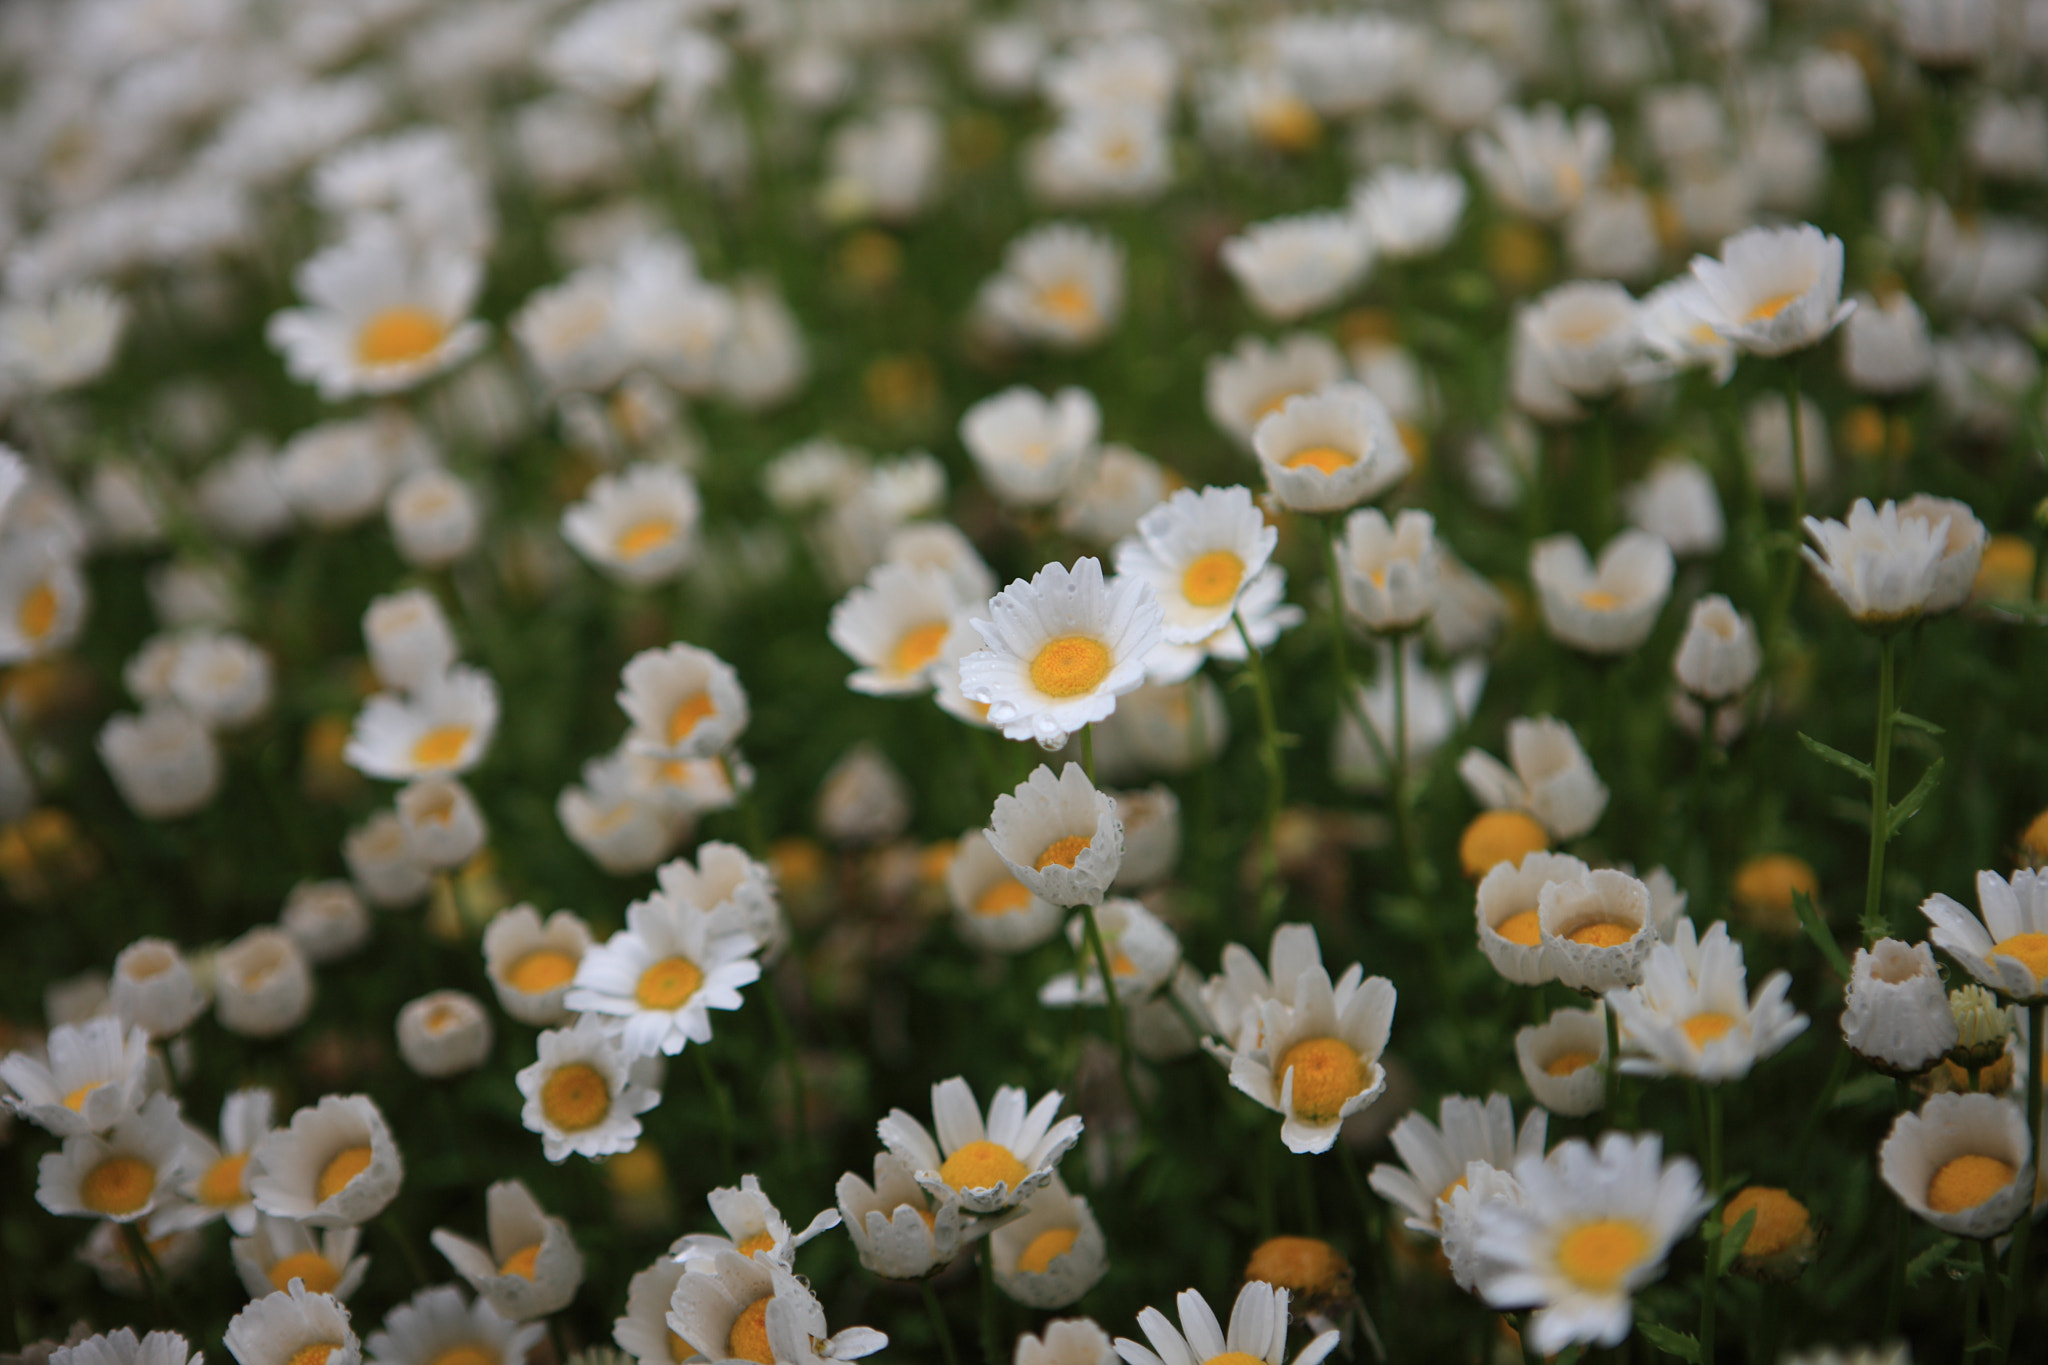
[1887,757,1946,837]
[1637,1322,1702,1363]
[1798,731,1875,784]
[1717,1208,1758,1274]
[1891,710,1946,736]
[1794,889,1853,980]
[1904,1236,1961,1287]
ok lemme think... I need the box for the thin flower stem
[1969,1238,1993,1359]
[1995,999,2045,1359]
[1604,1002,1623,1115]
[381,1207,434,1287]
[1699,1085,1723,1365]
[1864,633,1898,942]
[920,1277,963,1365]
[978,1242,1004,1365]
[117,1221,163,1301]
[1233,610,1286,928]
[1078,900,1142,1121]
[1791,1046,1852,1181]
[1079,723,1095,786]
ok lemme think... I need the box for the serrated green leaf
[1637,1322,1701,1363]
[1904,1236,1960,1287]
[1799,731,1875,784]
[1795,889,1853,980]
[1891,710,1946,736]
[1887,757,1946,837]
[1718,1208,1758,1274]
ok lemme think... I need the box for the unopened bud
[1948,984,2014,1069]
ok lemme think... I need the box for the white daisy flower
[882,521,998,609]
[1475,852,1593,987]
[1466,1132,1709,1354]
[1040,897,1181,1007]
[231,1213,370,1301]
[344,665,499,780]
[1353,165,1467,258]
[98,707,222,820]
[213,927,315,1039]
[672,1171,841,1273]
[613,1256,688,1365]
[1516,1004,1610,1118]
[166,631,273,731]
[960,385,1102,508]
[35,1092,193,1224]
[1842,291,1935,395]
[267,223,488,401]
[1605,921,1808,1082]
[1539,869,1656,995]
[2,1015,156,1137]
[616,642,749,761]
[1923,868,2048,1003]
[364,1286,543,1365]
[1879,1092,2034,1239]
[1199,923,1359,1056]
[1802,497,1957,626]
[395,991,494,1079]
[564,891,761,1058]
[344,812,430,909]
[945,829,1065,954]
[223,1281,363,1365]
[0,539,88,662]
[1110,785,1181,890]
[828,562,964,696]
[165,1087,273,1236]
[557,751,690,878]
[960,557,1163,747]
[511,265,630,393]
[432,1179,585,1321]
[985,762,1124,908]
[1204,333,1348,449]
[979,222,1125,350]
[1684,223,1854,358]
[1142,566,1304,685]
[561,462,703,587]
[1895,493,1987,615]
[1623,459,1726,558]
[1841,939,1960,1075]
[386,468,480,568]
[482,904,593,1027]
[1113,485,1277,645]
[47,1329,198,1365]
[0,285,129,393]
[1529,531,1674,656]
[1337,507,1439,634]
[671,1250,887,1364]
[992,1175,1109,1309]
[1114,1281,1339,1365]
[1251,384,1410,515]
[363,589,457,694]
[835,1151,971,1281]
[1228,963,1397,1154]
[1465,103,1612,222]
[281,880,371,968]
[878,1076,1084,1215]
[1458,715,1609,841]
[1671,595,1760,703]
[1220,211,1374,322]
[274,418,399,531]
[249,1094,403,1229]
[1369,1093,1549,1239]
[516,1017,661,1163]
[656,841,787,965]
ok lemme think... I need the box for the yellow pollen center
[1555,1219,1651,1292]
[62,1083,100,1112]
[1721,1187,1810,1257]
[1459,811,1550,879]
[1251,96,1322,152]
[1495,910,1543,946]
[728,1297,774,1365]
[975,879,1034,916]
[1181,550,1246,608]
[666,1332,689,1365]
[427,1345,498,1365]
[892,621,950,675]
[1438,1175,1470,1205]
[1037,280,1095,323]
[508,949,578,994]
[268,1250,341,1294]
[635,955,704,1009]
[1244,1235,1345,1293]
[1545,1049,1599,1077]
[1029,635,1112,698]
[1036,835,1091,870]
[736,1230,776,1259]
[18,581,58,640]
[667,693,716,744]
[1283,446,1354,475]
[316,1146,373,1203]
[1928,1154,2017,1213]
[411,724,471,769]
[540,1062,611,1131]
[357,306,448,366]
[1568,920,1636,947]
[1579,589,1623,611]
[1683,1012,1738,1048]
[499,1243,542,1279]
[615,518,676,560]
[1278,1036,1368,1123]
[939,1139,1029,1191]
[1745,291,1799,323]
[1018,1226,1079,1274]
[81,1155,155,1216]
[199,1152,250,1206]
[1989,933,2048,983]
[287,1346,337,1365]
[1205,1355,1265,1365]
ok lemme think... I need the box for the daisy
[1684,224,1855,358]
[249,1094,403,1228]
[344,665,499,780]
[395,991,494,1078]
[614,1256,689,1365]
[515,1017,661,1163]
[1142,567,1304,684]
[47,1330,198,1365]
[431,1179,585,1320]
[1516,1005,1610,1118]
[2,1015,155,1137]
[36,1092,193,1224]
[656,840,787,963]
[1672,595,1760,703]
[1529,531,1675,656]
[1039,897,1181,1006]
[1352,165,1467,258]
[945,830,1065,954]
[835,1152,971,1280]
[98,707,222,819]
[878,1076,1084,1214]
[363,589,457,693]
[281,883,371,966]
[1540,869,1657,995]
[959,385,1102,508]
[0,285,129,393]
[231,1214,370,1301]
[1458,716,1609,842]
[1841,939,1960,1075]
[1111,785,1182,890]
[1466,1132,1709,1354]
[1227,964,1397,1153]
[1018,1320,1118,1365]
[1061,445,1171,547]
[267,222,488,400]
[1114,1282,1339,1365]
[565,891,760,1057]
[344,813,429,909]
[557,753,690,878]
[1251,384,1410,515]
[1896,493,1987,614]
[1922,868,2048,1003]
[959,557,1163,748]
[396,777,486,871]
[223,1282,363,1365]
[0,539,88,662]
[166,1088,274,1235]
[364,1286,543,1365]
[616,642,750,762]
[881,521,998,609]
[482,905,593,1026]
[828,562,964,695]
[1336,508,1439,633]
[1203,333,1347,449]
[212,927,315,1040]
[1623,459,1726,558]
[672,1172,841,1272]
[1370,1093,1549,1239]
[1879,1092,2034,1238]
[1512,283,1646,408]
[670,1251,887,1364]
[1199,923,1360,1055]
[1465,103,1611,222]
[561,463,703,587]
[1475,852,1593,986]
[992,1175,1109,1309]
[985,762,1124,908]
[1842,292,1935,395]
[1113,485,1277,644]
[1605,922,1809,1082]
[979,222,1125,349]
[1219,211,1374,321]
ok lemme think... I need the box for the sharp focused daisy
[1112,485,1277,644]
[2,1014,155,1137]
[1251,383,1410,515]
[616,642,750,762]
[267,222,489,400]
[1516,1004,1610,1118]
[560,462,704,587]
[1539,869,1657,995]
[1475,851,1593,986]
[516,1017,662,1162]
[671,1172,842,1271]
[223,1281,363,1365]
[1529,531,1675,656]
[1922,868,2048,1003]
[165,1087,274,1235]
[1114,1281,1340,1365]
[35,1092,193,1224]
[828,561,965,695]
[878,1076,1085,1214]
[1802,498,1956,626]
[1879,1092,2035,1238]
[1683,223,1854,358]
[363,1285,543,1365]
[1200,922,1361,1055]
[835,1151,972,1280]
[248,1094,404,1228]
[960,557,1163,747]
[1227,961,1397,1154]
[1370,1093,1549,1241]
[565,889,761,1057]
[1605,921,1808,1081]
[985,761,1124,908]
[344,665,499,780]
[991,1174,1109,1309]
[231,1213,370,1301]
[431,1179,585,1321]
[668,1250,887,1365]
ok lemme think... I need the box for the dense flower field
[2,1,2047,1364]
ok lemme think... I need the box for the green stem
[921,1277,963,1365]
[1233,610,1286,929]
[1970,1238,1993,1360]
[1700,1086,1723,1365]
[1079,901,1142,1119]
[1604,1002,1623,1115]
[1995,1000,2044,1358]
[117,1221,163,1300]
[694,1045,737,1173]
[1791,1046,1851,1181]
[978,1241,1003,1365]
[1590,401,1615,544]
[381,1208,434,1286]
[1864,633,1898,942]
[1079,723,1095,786]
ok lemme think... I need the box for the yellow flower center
[81,1155,155,1216]
[1989,933,2048,983]
[199,1152,250,1206]
[499,1243,542,1279]
[1438,1175,1470,1205]
[939,1139,1029,1191]
[1181,550,1246,608]
[1459,811,1549,879]
[268,1250,341,1294]
[1555,1218,1651,1292]
[1578,589,1622,611]
[615,518,676,561]
[541,1062,611,1131]
[1745,291,1799,323]
[1683,1012,1738,1048]
[1251,96,1321,152]
[317,1145,373,1203]
[728,1297,775,1365]
[287,1346,337,1365]
[411,724,472,769]
[507,949,578,994]
[1244,1235,1346,1295]
[736,1230,776,1259]
[1567,920,1636,948]
[1278,1036,1368,1123]
[1733,855,1818,918]
[1283,446,1354,475]
[1721,1187,1810,1258]
[1205,1355,1264,1365]
[18,581,58,641]
[892,621,950,675]
[1036,835,1091,870]
[357,306,449,366]
[62,1083,100,1112]
[1029,635,1112,698]
[636,955,704,1009]
[1036,280,1095,323]
[1928,1154,2017,1213]
[666,1332,690,1365]
[667,693,716,745]
[1545,1049,1598,1077]
[1018,1226,1079,1274]
[975,879,1034,916]
[427,1344,498,1365]
[1494,910,1542,946]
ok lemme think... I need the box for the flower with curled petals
[1113,1281,1339,1365]
[878,1076,1084,1215]
[1922,868,2048,1003]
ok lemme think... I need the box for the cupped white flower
[1923,869,2048,1004]
[396,776,486,870]
[98,707,221,819]
[1802,497,1952,626]
[1530,531,1674,656]
[1204,333,1347,449]
[1040,897,1181,1007]
[1353,165,1467,258]
[1897,0,1998,69]
[565,891,761,1058]
[1230,965,1397,1154]
[878,1076,1084,1215]
[979,222,1125,350]
[614,1256,688,1365]
[1466,103,1612,221]
[431,1179,584,1320]
[1252,384,1410,514]
[1622,460,1725,558]
[558,751,690,877]
[946,829,1064,954]
[961,557,1162,748]
[364,1284,543,1365]
[516,1016,661,1163]
[107,938,205,1040]
[3,1016,155,1137]
[617,642,749,761]
[1019,1319,1117,1365]
[387,468,479,568]
[1114,1281,1339,1365]
[231,1214,369,1301]
[1515,282,1645,401]
[396,990,494,1079]
[669,1250,886,1365]
[1896,494,1986,615]
[249,1094,403,1228]
[1843,939,1960,1074]
[1685,223,1854,358]
[960,385,1101,508]
[1113,485,1277,644]
[561,463,703,587]
[1110,785,1180,890]
[1476,852,1593,987]
[275,418,397,530]
[828,561,964,695]
[992,1175,1108,1309]
[277,880,368,971]
[1458,716,1609,841]
[223,1281,363,1365]
[835,1151,970,1280]
[1220,211,1374,321]
[1842,292,1934,395]
[363,589,456,693]
[1671,595,1759,703]
[817,749,910,847]
[1539,869,1655,994]
[1605,921,1808,1082]
[1370,1094,1549,1238]
[344,666,499,780]
[1880,1092,2034,1238]
[214,928,315,1040]
[656,840,786,964]
[483,904,593,1026]
[1337,508,1439,633]
[36,1092,192,1224]
[0,285,129,392]
[166,631,272,731]
[345,812,430,909]
[985,762,1124,908]
[1517,1004,1610,1118]
[883,521,997,610]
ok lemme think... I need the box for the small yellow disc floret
[1278,1037,1368,1124]
[940,1139,1029,1192]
